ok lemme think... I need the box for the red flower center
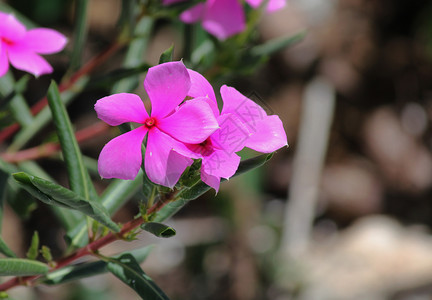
[144,117,157,128]
[1,37,14,46]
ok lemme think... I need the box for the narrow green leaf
[141,222,176,238]
[250,31,306,57]
[155,154,273,222]
[158,44,174,64]
[26,231,39,260]
[12,172,120,232]
[0,258,48,276]
[0,237,16,258]
[47,81,98,201]
[107,254,169,300]
[41,246,154,285]
[65,171,143,249]
[70,0,89,71]
[0,73,33,127]
[9,76,89,151]
[0,169,8,229]
[18,161,83,229]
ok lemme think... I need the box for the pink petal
[245,0,285,11]
[95,93,148,126]
[201,171,221,192]
[211,113,250,154]
[157,98,219,144]
[220,85,267,133]
[144,61,191,118]
[187,68,219,116]
[21,28,67,54]
[7,48,52,77]
[187,69,216,101]
[203,151,241,178]
[202,0,246,40]
[0,12,26,42]
[266,0,286,12]
[98,126,148,180]
[145,127,193,188]
[180,3,205,23]
[245,115,288,152]
[0,43,9,77]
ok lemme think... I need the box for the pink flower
[188,68,288,153]
[95,61,219,188]
[164,0,286,40]
[245,0,286,12]
[175,96,249,191]
[0,12,67,77]
[174,69,287,191]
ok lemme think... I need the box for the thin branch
[1,122,109,163]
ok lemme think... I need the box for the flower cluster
[0,12,67,77]
[95,61,287,191]
[162,0,286,40]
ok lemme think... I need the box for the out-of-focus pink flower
[95,61,219,188]
[163,0,286,40]
[180,0,245,40]
[0,12,67,77]
[245,0,286,12]
[175,69,287,191]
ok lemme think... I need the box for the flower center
[144,117,157,128]
[1,37,14,46]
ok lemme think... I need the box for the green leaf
[65,171,143,249]
[0,258,48,276]
[26,231,39,260]
[107,254,169,300]
[41,246,154,285]
[158,44,174,64]
[12,172,120,232]
[112,16,154,93]
[9,76,89,151]
[0,169,8,229]
[40,246,53,263]
[141,222,176,238]
[0,236,16,258]
[70,0,89,71]
[0,73,33,127]
[47,81,98,201]
[155,154,273,222]
[250,31,306,57]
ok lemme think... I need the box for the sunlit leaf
[0,258,48,276]
[26,231,39,260]
[47,81,98,201]
[158,44,174,64]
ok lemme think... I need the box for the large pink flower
[163,0,286,40]
[0,12,67,77]
[95,61,219,188]
[175,69,287,191]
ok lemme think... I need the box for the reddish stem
[0,198,170,292]
[0,122,109,163]
[0,41,123,144]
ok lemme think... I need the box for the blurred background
[3,0,432,299]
